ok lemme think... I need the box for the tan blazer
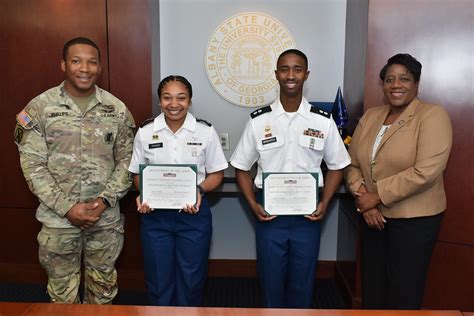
[345,98,452,218]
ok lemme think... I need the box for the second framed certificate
[262,172,318,216]
[140,164,197,210]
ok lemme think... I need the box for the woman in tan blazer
[345,54,452,310]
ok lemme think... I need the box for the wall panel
[0,0,109,209]
[423,242,474,311]
[106,0,152,283]
[107,0,152,125]
[0,0,152,287]
[0,0,109,272]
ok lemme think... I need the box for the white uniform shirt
[230,98,350,188]
[129,113,228,184]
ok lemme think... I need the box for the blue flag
[332,86,348,129]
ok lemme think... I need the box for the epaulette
[197,118,212,126]
[140,117,155,128]
[310,106,331,119]
[250,105,272,119]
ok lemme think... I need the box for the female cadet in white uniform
[128,75,228,306]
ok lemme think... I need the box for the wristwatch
[101,197,111,207]
[197,184,206,197]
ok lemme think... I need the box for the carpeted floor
[0,277,348,308]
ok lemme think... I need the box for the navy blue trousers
[256,192,321,308]
[140,197,212,306]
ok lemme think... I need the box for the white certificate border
[139,164,198,210]
[262,172,319,216]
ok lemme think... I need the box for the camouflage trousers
[37,216,124,304]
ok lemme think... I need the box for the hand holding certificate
[140,164,197,210]
[263,172,318,216]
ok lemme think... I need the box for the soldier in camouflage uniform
[14,37,135,304]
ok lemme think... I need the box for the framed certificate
[262,172,318,216]
[139,164,197,209]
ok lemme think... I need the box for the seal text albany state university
[205,12,296,107]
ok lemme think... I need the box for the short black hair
[157,75,193,99]
[62,37,101,62]
[277,49,308,69]
[379,53,422,82]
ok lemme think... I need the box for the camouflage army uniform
[14,82,135,304]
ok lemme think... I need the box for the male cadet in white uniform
[230,49,350,308]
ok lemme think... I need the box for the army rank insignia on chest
[104,132,114,143]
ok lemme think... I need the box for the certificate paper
[140,164,197,209]
[263,172,318,216]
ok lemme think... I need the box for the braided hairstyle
[157,75,193,98]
